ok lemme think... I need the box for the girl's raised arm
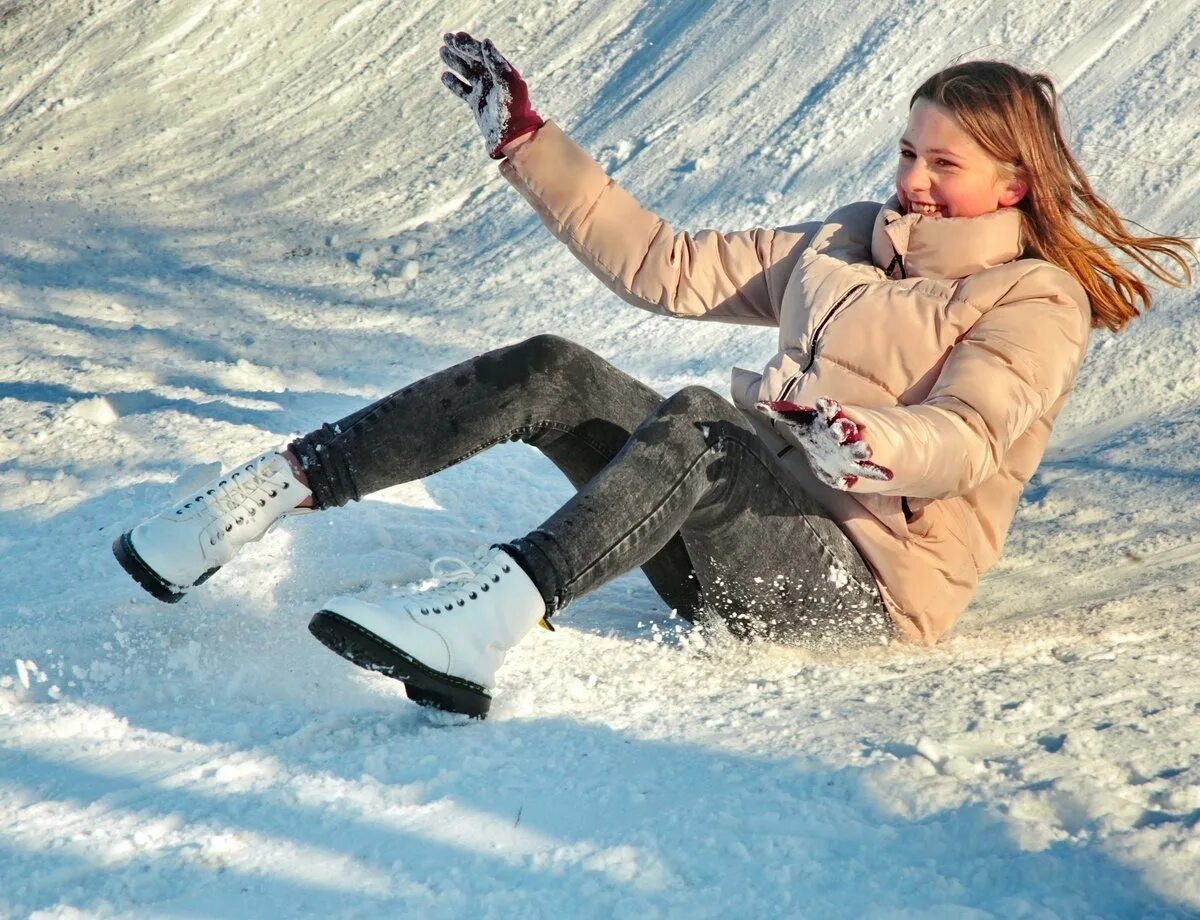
[442,32,814,326]
[501,122,815,326]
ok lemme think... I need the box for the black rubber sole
[112,531,186,603]
[308,610,492,719]
[112,531,220,604]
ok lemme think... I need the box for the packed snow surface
[3,1,1200,916]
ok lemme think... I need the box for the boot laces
[177,454,290,534]
[428,548,493,584]
[417,548,512,616]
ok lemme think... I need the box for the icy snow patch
[65,395,119,425]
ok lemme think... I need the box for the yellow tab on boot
[538,617,555,632]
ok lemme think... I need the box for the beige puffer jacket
[500,122,1093,644]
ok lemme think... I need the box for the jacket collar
[870,195,1024,280]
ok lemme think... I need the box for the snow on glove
[757,397,894,491]
[440,32,544,159]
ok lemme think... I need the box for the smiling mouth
[909,202,943,217]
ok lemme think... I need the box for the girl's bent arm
[836,266,1092,498]
[499,121,816,326]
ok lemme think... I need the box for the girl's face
[895,98,1026,219]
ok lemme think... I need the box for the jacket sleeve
[499,121,816,326]
[839,267,1092,498]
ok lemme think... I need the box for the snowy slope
[2,0,1200,916]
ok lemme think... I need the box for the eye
[936,159,958,168]
[898,149,915,159]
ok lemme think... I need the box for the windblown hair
[912,61,1195,332]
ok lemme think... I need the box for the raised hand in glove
[440,32,544,159]
[757,397,894,491]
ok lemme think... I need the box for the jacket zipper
[777,373,801,404]
[773,375,802,456]
[801,282,866,374]
[772,282,867,459]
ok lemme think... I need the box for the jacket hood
[870,196,1024,280]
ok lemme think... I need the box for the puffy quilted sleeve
[838,266,1092,498]
[499,122,815,326]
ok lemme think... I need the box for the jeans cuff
[498,536,565,617]
[287,428,354,510]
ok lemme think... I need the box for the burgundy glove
[757,397,894,490]
[440,32,544,159]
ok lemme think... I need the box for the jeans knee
[475,334,589,391]
[661,385,727,418]
[653,386,747,449]
[518,334,587,371]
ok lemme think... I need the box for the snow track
[2,0,1199,916]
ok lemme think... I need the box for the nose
[902,159,930,196]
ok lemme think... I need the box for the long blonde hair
[912,61,1195,332]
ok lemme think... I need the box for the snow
[2,0,1199,917]
[65,396,119,427]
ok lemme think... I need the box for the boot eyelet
[457,599,465,607]
[195,496,203,503]
[209,537,216,545]
[225,524,232,532]
[219,480,227,486]
[258,499,266,506]
[502,564,510,573]
[468,592,477,600]
[269,490,277,497]
[176,510,183,515]
[491,574,499,583]
[235,517,244,525]
[282,482,290,489]
[420,607,428,614]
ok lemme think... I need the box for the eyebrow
[899,138,961,157]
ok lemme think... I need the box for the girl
[113,33,1195,718]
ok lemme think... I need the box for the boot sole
[112,531,219,604]
[308,610,491,719]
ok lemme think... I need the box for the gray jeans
[289,335,889,645]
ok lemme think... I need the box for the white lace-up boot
[309,547,549,718]
[113,451,311,602]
